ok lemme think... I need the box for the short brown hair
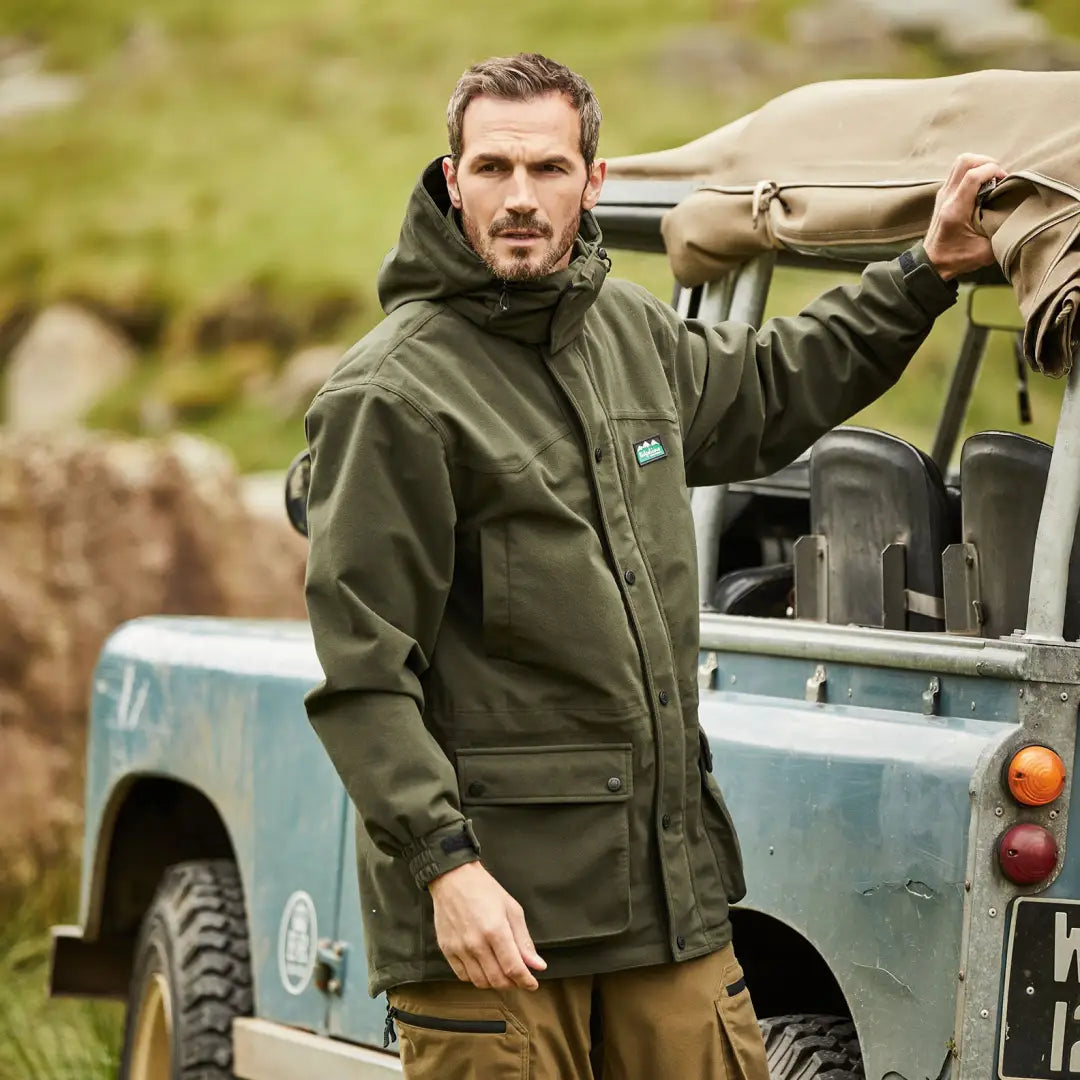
[446,53,602,167]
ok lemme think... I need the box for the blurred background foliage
[2,0,1079,1074]
[1,0,1078,470]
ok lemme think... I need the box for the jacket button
[467,782,485,798]
[594,447,603,463]
[676,936,686,950]
[624,569,636,585]
[662,814,672,829]
[607,777,623,793]
[658,690,670,706]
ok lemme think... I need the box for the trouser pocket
[715,961,770,1080]
[387,998,527,1080]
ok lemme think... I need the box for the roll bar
[1024,350,1080,642]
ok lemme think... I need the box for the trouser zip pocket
[384,1004,507,1046]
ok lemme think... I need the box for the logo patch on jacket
[633,435,667,466]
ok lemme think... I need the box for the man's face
[443,92,605,282]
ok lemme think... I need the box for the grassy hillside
[1,0,1076,465]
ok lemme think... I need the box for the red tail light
[998,824,1059,885]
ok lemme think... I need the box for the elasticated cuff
[896,240,959,319]
[405,819,482,889]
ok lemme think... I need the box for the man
[304,52,1003,1080]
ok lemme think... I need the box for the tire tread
[120,859,252,1079]
[759,1013,864,1080]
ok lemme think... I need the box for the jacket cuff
[896,240,959,319]
[406,819,482,890]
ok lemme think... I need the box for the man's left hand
[923,153,1008,281]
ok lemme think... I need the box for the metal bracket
[314,939,348,996]
[805,664,828,704]
[922,676,941,716]
[943,544,984,636]
[881,543,907,630]
[794,535,828,621]
[698,652,718,690]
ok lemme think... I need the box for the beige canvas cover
[606,70,1080,376]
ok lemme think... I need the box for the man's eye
[541,164,564,173]
[478,163,501,173]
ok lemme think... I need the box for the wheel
[119,860,253,1079]
[759,1014,864,1080]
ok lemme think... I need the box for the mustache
[489,214,553,239]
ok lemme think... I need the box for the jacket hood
[377,158,609,351]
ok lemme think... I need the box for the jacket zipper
[384,1004,507,1046]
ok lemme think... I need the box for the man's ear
[442,156,462,209]
[581,159,606,212]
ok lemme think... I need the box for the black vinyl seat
[712,564,793,618]
[953,432,1080,639]
[796,427,955,630]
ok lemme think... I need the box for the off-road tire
[119,860,253,1079]
[759,1014,865,1080]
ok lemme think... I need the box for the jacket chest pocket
[457,744,633,946]
[476,513,638,683]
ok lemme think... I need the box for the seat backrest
[806,427,954,630]
[958,431,1080,640]
[712,564,793,618]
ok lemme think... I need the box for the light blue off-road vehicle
[50,171,1080,1080]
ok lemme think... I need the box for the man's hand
[428,862,547,990]
[923,153,1008,281]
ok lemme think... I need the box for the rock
[858,0,1051,54]
[5,303,137,432]
[0,726,81,884]
[793,0,1065,71]
[939,8,1049,57]
[269,345,343,416]
[786,0,894,55]
[242,470,291,521]
[0,40,84,121]
[0,431,308,866]
[656,25,790,93]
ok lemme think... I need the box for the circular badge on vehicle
[277,891,318,995]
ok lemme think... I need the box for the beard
[461,205,581,282]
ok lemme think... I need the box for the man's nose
[504,167,539,214]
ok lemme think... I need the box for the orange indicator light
[1007,745,1066,807]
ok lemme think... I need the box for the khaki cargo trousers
[386,944,770,1080]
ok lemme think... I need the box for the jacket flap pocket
[457,744,633,804]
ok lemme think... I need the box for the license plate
[1000,898,1080,1080]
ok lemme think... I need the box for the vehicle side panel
[84,617,344,1033]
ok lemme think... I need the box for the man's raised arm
[658,153,1006,486]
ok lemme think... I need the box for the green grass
[0,863,121,1080]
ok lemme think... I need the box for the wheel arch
[732,906,853,1021]
[54,775,239,999]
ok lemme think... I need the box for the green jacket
[304,160,957,996]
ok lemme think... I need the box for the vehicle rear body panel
[701,655,1016,1080]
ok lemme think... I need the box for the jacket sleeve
[663,242,958,487]
[303,380,479,890]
